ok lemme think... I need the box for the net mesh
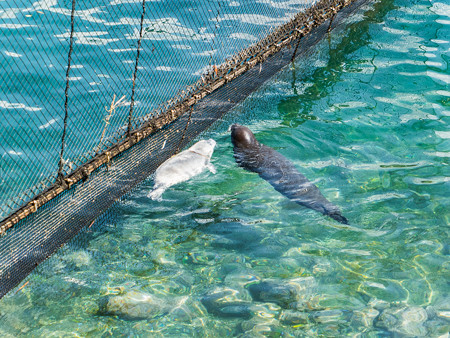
[0,0,369,298]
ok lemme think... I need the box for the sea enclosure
[0,0,449,335]
[0,0,368,297]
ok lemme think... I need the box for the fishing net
[0,0,371,298]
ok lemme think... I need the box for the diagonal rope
[57,0,77,181]
[127,0,146,137]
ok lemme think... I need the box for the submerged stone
[351,307,380,328]
[247,277,316,309]
[238,317,282,337]
[98,290,174,320]
[368,298,390,311]
[279,310,309,325]
[376,306,429,336]
[201,289,252,319]
[310,309,346,323]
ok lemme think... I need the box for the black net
[0,0,370,298]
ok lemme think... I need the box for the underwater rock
[279,310,309,325]
[351,307,380,328]
[376,306,428,336]
[368,298,390,311]
[224,271,260,289]
[238,317,283,337]
[201,289,253,319]
[248,281,298,308]
[247,277,316,309]
[98,290,179,320]
[310,309,346,324]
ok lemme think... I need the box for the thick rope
[127,0,146,137]
[57,0,77,181]
[176,106,194,154]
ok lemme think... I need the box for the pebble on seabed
[201,288,253,319]
[376,306,428,336]
[98,290,186,320]
[247,277,317,309]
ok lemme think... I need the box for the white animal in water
[149,139,217,200]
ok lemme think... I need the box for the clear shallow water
[1,0,449,336]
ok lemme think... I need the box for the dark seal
[230,124,348,224]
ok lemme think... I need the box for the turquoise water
[1,0,449,336]
[0,0,310,218]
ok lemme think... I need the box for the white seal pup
[149,139,217,200]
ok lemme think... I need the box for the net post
[57,0,77,182]
[127,0,147,138]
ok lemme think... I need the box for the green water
[1,0,449,336]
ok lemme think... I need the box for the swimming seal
[230,124,348,224]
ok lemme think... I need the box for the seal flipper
[327,211,349,225]
[207,163,216,174]
[149,187,165,201]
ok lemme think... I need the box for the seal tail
[148,187,165,201]
[327,211,349,224]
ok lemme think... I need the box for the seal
[149,139,216,200]
[230,124,348,224]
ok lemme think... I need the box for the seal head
[231,124,258,149]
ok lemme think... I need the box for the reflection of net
[0,0,369,298]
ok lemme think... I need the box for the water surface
[0,0,449,336]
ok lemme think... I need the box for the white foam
[4,51,22,58]
[8,150,23,156]
[122,17,213,42]
[193,65,212,76]
[155,66,172,71]
[110,0,159,4]
[0,8,21,19]
[39,118,58,129]
[426,61,445,68]
[435,131,450,139]
[172,44,191,50]
[108,48,135,53]
[427,70,450,85]
[217,13,285,25]
[0,23,37,29]
[425,151,450,157]
[435,90,450,96]
[257,0,308,10]
[192,49,217,57]
[0,100,42,111]
[430,2,450,16]
[436,19,450,25]
[382,26,405,35]
[55,31,119,45]
[431,39,449,44]
[229,32,257,41]
[410,176,450,185]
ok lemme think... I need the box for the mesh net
[0,0,369,298]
